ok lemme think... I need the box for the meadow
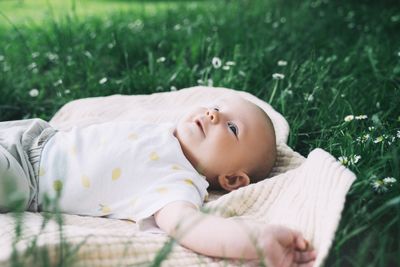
[0,0,399,266]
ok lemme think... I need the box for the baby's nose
[206,109,219,123]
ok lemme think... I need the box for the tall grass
[0,0,399,266]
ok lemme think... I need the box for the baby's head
[174,95,277,191]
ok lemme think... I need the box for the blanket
[0,86,356,267]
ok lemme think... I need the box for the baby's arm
[155,201,316,267]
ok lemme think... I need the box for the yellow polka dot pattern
[150,152,159,161]
[112,168,121,181]
[171,164,182,170]
[156,187,168,194]
[184,179,194,186]
[40,126,207,219]
[81,175,91,188]
[39,168,46,176]
[128,133,138,140]
[71,145,77,156]
[99,204,111,214]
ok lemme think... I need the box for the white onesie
[38,121,209,223]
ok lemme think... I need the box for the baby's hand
[260,225,316,267]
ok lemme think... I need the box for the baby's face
[174,95,274,188]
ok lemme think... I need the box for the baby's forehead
[211,95,247,106]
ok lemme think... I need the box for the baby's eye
[213,106,220,112]
[227,122,238,136]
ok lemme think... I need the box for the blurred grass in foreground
[0,0,399,266]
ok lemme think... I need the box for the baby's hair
[248,104,277,183]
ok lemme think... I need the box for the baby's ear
[218,171,250,192]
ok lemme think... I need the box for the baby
[0,95,316,267]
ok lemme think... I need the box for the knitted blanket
[0,87,356,267]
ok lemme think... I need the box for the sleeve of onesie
[131,170,209,223]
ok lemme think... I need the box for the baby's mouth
[195,119,205,136]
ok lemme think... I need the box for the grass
[0,0,399,266]
[0,0,198,25]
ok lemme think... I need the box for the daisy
[99,77,108,84]
[371,179,388,194]
[383,177,397,185]
[272,73,285,80]
[344,115,354,122]
[356,134,370,144]
[374,136,384,143]
[355,115,368,120]
[157,57,166,63]
[212,57,222,69]
[277,60,287,66]
[29,88,39,97]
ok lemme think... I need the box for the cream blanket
[0,87,356,267]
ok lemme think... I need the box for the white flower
[356,133,370,143]
[170,86,177,91]
[388,135,395,145]
[277,60,287,66]
[383,177,397,185]
[339,155,361,166]
[64,89,71,94]
[374,136,384,143]
[128,19,144,31]
[29,88,39,97]
[305,94,314,102]
[53,79,63,86]
[46,52,59,61]
[396,130,400,139]
[222,65,230,71]
[28,62,37,70]
[225,61,236,66]
[0,55,4,61]
[84,51,93,59]
[99,77,108,84]
[355,115,368,120]
[344,115,354,122]
[352,155,361,164]
[173,24,182,31]
[272,73,285,80]
[338,156,348,165]
[283,89,293,96]
[156,57,166,63]
[238,70,246,77]
[371,179,388,194]
[368,126,375,131]
[212,57,222,69]
[31,52,40,58]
